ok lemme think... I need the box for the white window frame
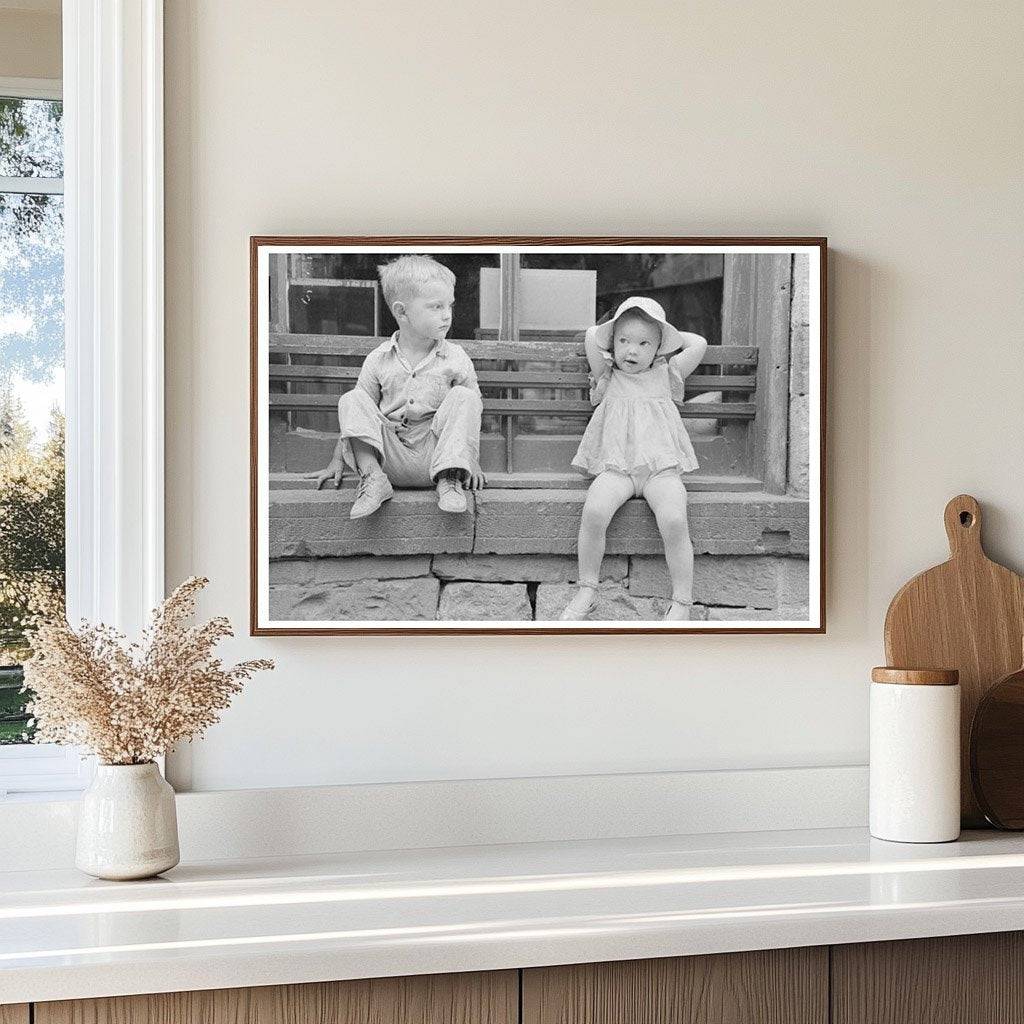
[0,77,61,101]
[0,0,165,799]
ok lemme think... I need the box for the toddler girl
[560,297,708,622]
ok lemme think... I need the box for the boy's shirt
[355,331,481,427]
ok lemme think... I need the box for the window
[0,81,89,797]
[0,7,167,795]
[268,250,799,495]
[269,252,500,472]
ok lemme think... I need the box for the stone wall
[268,550,809,622]
[267,487,811,621]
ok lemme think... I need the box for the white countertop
[4,826,1024,1005]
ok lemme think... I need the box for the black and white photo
[251,238,825,634]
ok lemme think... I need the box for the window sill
[0,744,94,799]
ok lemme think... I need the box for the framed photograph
[250,237,826,635]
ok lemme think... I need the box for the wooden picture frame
[250,237,827,635]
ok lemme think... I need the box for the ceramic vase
[76,762,180,880]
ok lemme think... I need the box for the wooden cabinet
[832,932,1024,1024]
[20,932,1024,1024]
[34,971,517,1024]
[522,947,828,1024]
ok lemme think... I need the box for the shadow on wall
[825,250,872,630]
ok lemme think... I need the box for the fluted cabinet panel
[522,948,828,1024]
[832,933,1024,1024]
[35,972,518,1024]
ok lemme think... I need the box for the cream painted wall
[0,7,60,80]
[164,1,1024,791]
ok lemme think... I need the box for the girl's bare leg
[561,471,635,619]
[643,473,694,607]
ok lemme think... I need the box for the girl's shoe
[663,599,693,622]
[560,587,597,621]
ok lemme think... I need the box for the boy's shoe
[663,599,693,622]
[559,587,597,621]
[436,477,468,513]
[349,470,393,519]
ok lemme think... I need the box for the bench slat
[269,394,755,419]
[474,328,589,340]
[484,399,753,418]
[270,471,764,493]
[268,333,759,366]
[269,364,757,393]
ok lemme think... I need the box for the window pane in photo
[269,251,501,446]
[280,251,500,340]
[519,252,723,343]
[0,98,63,179]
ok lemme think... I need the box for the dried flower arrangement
[22,576,273,765]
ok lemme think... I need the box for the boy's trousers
[336,385,482,486]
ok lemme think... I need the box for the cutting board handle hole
[944,495,982,554]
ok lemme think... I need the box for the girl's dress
[571,358,699,477]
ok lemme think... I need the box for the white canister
[870,667,961,843]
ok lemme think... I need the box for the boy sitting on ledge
[310,255,486,518]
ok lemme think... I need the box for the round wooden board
[884,495,1024,826]
[970,663,1024,829]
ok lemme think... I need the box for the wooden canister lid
[871,667,959,686]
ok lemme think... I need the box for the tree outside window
[0,94,65,745]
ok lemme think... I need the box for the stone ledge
[473,489,811,557]
[270,490,474,557]
[268,488,810,558]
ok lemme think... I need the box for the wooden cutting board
[884,494,1024,826]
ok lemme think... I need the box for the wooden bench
[268,333,760,491]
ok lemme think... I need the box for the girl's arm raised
[668,333,708,404]
[584,325,613,406]
[583,325,611,381]
[668,332,709,380]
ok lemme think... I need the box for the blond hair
[377,254,456,309]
